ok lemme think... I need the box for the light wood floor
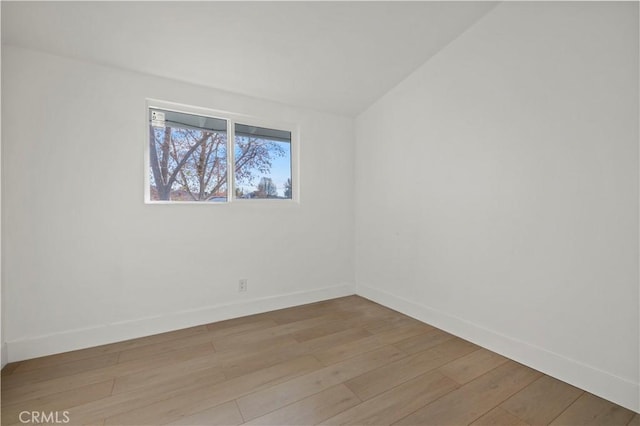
[1,296,638,426]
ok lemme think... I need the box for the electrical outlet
[238,279,248,292]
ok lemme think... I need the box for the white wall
[2,46,355,361]
[355,2,639,412]
[0,6,6,369]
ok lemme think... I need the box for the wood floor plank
[549,393,635,426]
[361,315,422,334]
[323,370,458,425]
[205,313,274,331]
[112,354,224,394]
[116,333,299,391]
[222,340,308,380]
[218,333,300,356]
[206,319,280,338]
[314,324,434,366]
[292,320,357,342]
[438,348,508,385]
[103,355,322,425]
[165,401,244,426]
[118,333,218,363]
[300,328,372,354]
[393,328,455,355]
[500,375,583,425]
[117,319,277,363]
[2,353,120,389]
[2,380,114,425]
[3,343,215,405]
[221,328,372,380]
[12,326,208,373]
[395,361,542,426]
[212,317,329,351]
[470,407,531,426]
[236,345,405,421]
[245,384,360,426]
[345,337,478,401]
[375,323,438,342]
[66,364,227,424]
[1,362,22,376]
[628,413,640,426]
[264,305,338,325]
[262,299,367,325]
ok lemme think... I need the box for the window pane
[234,124,292,199]
[149,109,228,202]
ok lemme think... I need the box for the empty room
[1,1,638,425]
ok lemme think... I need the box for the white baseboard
[7,283,355,363]
[1,342,7,369]
[357,284,640,414]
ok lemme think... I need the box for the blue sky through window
[235,139,291,198]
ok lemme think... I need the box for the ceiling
[2,1,497,116]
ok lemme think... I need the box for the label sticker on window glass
[151,110,165,128]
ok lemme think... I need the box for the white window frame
[145,99,299,205]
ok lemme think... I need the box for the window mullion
[227,119,235,203]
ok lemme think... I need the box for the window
[234,124,292,199]
[147,101,296,203]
